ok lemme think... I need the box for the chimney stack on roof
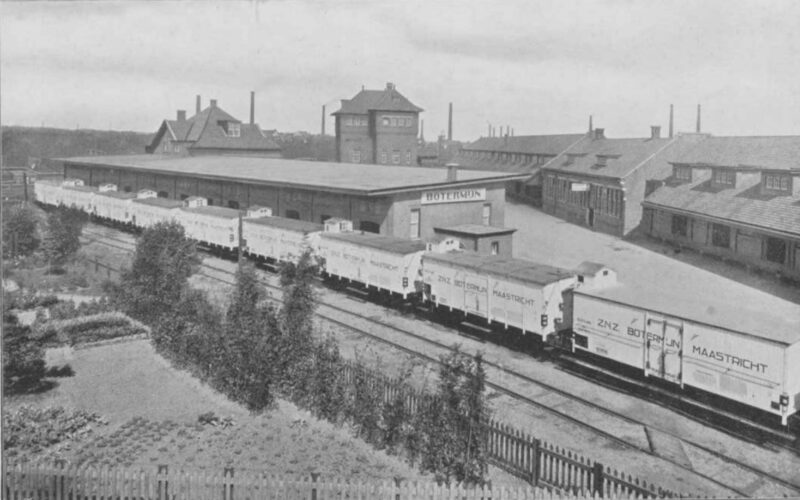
[446,163,459,182]
[386,82,395,90]
[210,99,218,108]
[177,110,186,122]
[447,102,453,141]
[650,126,661,139]
[250,91,255,125]
[696,104,702,133]
[593,128,605,140]
[196,95,201,114]
[668,104,674,138]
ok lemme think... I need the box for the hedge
[34,312,149,346]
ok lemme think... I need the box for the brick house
[539,127,705,236]
[146,95,281,157]
[453,133,586,205]
[333,83,423,166]
[642,136,800,280]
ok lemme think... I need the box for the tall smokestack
[447,103,453,141]
[321,105,326,135]
[420,119,425,142]
[696,104,701,133]
[196,95,201,114]
[669,104,674,138]
[589,115,593,133]
[487,123,491,138]
[250,91,255,125]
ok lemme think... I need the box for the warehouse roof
[424,252,575,286]
[672,136,800,170]
[577,281,800,345]
[643,169,800,236]
[462,134,586,156]
[133,197,184,209]
[244,216,323,233]
[542,134,703,180]
[434,224,517,236]
[320,231,428,254]
[333,83,423,115]
[60,155,525,195]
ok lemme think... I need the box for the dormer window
[675,165,692,181]
[227,123,241,137]
[764,173,791,192]
[712,169,735,186]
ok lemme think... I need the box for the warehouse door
[644,313,683,385]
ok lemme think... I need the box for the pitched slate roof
[643,168,800,236]
[542,134,704,180]
[148,103,280,153]
[333,84,422,115]
[671,136,800,170]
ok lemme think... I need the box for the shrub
[3,406,105,454]
[34,312,149,345]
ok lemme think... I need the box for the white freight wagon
[243,216,322,264]
[92,188,144,224]
[317,231,427,299]
[60,184,95,212]
[422,252,577,341]
[33,180,63,207]
[567,283,800,425]
[178,205,241,251]
[131,197,184,229]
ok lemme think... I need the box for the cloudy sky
[1,0,798,140]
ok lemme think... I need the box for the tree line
[108,221,490,485]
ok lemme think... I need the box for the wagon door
[463,273,488,317]
[644,313,684,385]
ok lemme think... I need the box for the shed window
[712,169,735,186]
[711,223,730,248]
[764,174,791,192]
[671,215,688,237]
[765,237,787,264]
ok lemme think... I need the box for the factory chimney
[447,103,453,141]
[420,119,425,142]
[196,95,201,114]
[250,91,255,125]
[696,104,702,133]
[321,105,326,136]
[668,104,674,138]
[589,115,593,133]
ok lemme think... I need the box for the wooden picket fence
[338,362,679,499]
[3,462,659,500]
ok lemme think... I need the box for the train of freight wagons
[34,178,800,427]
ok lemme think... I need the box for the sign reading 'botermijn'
[421,188,486,205]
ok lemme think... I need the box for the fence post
[530,438,540,486]
[157,464,169,500]
[394,476,402,500]
[592,462,604,498]
[311,472,319,500]
[224,467,235,500]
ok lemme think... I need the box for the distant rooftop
[671,136,800,171]
[60,155,526,196]
[333,83,423,115]
[462,134,586,156]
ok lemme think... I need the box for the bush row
[34,312,149,346]
[3,405,106,456]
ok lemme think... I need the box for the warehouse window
[482,203,492,225]
[228,123,241,138]
[406,150,412,165]
[351,149,361,163]
[380,150,387,164]
[712,169,735,186]
[382,117,390,126]
[228,200,240,209]
[711,223,730,248]
[671,215,688,237]
[675,166,692,181]
[764,174,791,192]
[765,237,787,264]
[410,209,420,239]
[285,209,300,220]
[359,221,380,234]
[392,150,401,164]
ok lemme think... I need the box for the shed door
[644,313,683,386]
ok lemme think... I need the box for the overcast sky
[2,0,799,140]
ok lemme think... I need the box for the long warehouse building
[58,155,525,243]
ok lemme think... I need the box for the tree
[2,204,39,258]
[2,307,46,393]
[41,206,87,271]
[112,220,200,325]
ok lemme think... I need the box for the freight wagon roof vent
[184,196,208,208]
[136,189,157,200]
[98,183,118,192]
[426,236,462,254]
[575,261,617,290]
[245,205,273,219]
[324,218,353,233]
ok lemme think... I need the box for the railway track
[81,225,800,497]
